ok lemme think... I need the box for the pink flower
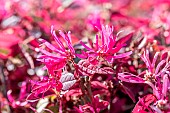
[27,72,76,102]
[77,25,132,63]
[118,50,170,112]
[118,50,170,98]
[37,26,76,76]
[132,94,157,113]
[27,76,62,102]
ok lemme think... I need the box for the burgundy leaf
[26,90,55,102]
[97,67,114,75]
[78,60,114,76]
[121,84,136,103]
[161,52,168,61]
[116,32,133,45]
[118,72,145,83]
[91,81,108,89]
[64,88,82,101]
[132,94,157,113]
[60,73,77,90]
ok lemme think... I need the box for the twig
[0,64,7,98]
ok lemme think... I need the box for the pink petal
[19,82,27,100]
[80,41,93,51]
[111,51,132,62]
[162,74,169,98]
[39,38,66,55]
[59,31,75,54]
[151,52,159,68]
[155,60,166,75]
[95,34,99,50]
[52,30,66,51]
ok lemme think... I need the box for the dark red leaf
[132,94,157,113]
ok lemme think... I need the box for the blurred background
[1,0,170,113]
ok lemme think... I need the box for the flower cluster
[26,25,132,112]
[36,26,76,76]
[1,0,170,113]
[118,50,170,112]
[78,25,132,64]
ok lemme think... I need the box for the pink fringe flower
[77,25,132,63]
[36,26,76,76]
[27,76,62,102]
[118,50,170,112]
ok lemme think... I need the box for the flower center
[144,71,155,82]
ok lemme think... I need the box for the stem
[80,76,98,113]
[29,106,38,113]
[0,64,7,98]
[59,99,62,113]
[86,78,93,102]
[71,59,79,79]
[0,64,12,113]
[145,81,159,99]
[80,77,87,104]
[109,80,117,113]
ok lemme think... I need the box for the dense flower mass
[1,0,170,113]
